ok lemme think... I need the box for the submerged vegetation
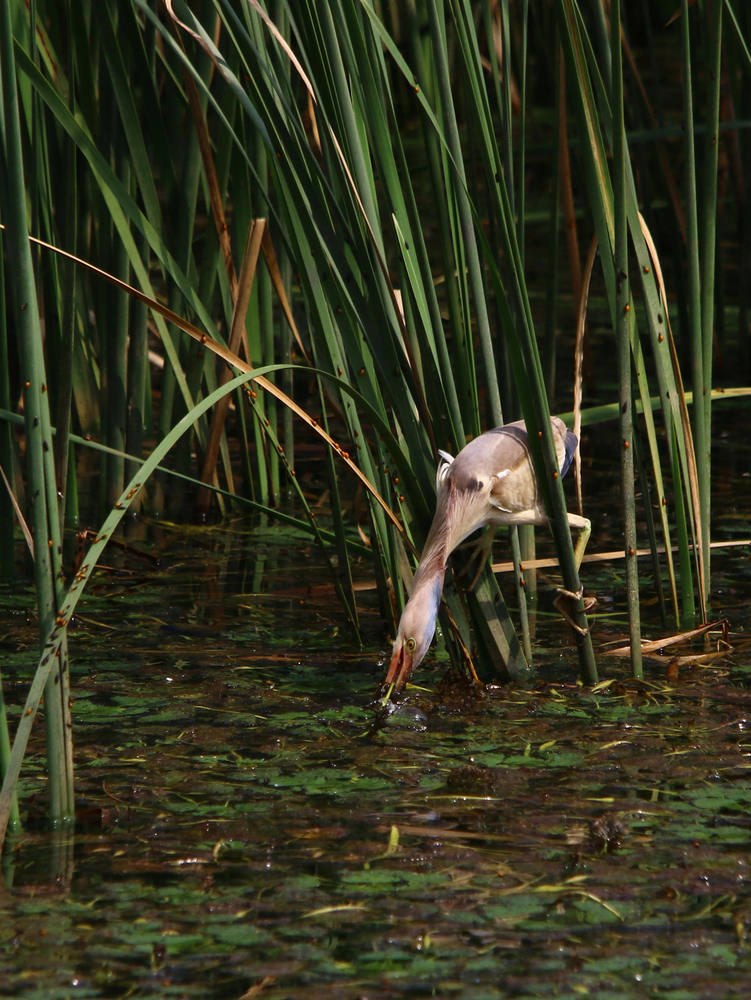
[1,0,750,876]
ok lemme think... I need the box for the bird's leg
[553,590,590,634]
[554,514,591,597]
[568,514,591,570]
[554,513,594,634]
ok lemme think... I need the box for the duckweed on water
[1,518,750,999]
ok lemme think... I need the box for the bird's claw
[553,585,596,636]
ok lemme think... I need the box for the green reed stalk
[0,233,18,818]
[680,0,704,619]
[698,0,723,598]
[611,0,642,677]
[0,231,14,579]
[104,154,131,505]
[512,0,535,657]
[0,665,18,832]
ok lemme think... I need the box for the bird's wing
[483,427,538,514]
[487,470,512,512]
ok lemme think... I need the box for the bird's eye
[406,637,416,653]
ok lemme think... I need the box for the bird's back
[442,416,576,518]
[449,422,529,493]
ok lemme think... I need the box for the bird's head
[381,577,442,697]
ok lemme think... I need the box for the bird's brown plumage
[382,417,589,695]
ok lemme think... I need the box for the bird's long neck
[405,491,456,617]
[413,496,453,589]
[402,483,470,624]
[416,481,477,576]
[395,486,464,657]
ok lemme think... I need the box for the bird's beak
[381,640,414,698]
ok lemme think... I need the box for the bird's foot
[554,585,596,636]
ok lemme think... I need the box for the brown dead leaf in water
[603,618,731,666]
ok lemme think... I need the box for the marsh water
[1,409,751,999]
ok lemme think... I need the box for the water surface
[1,414,750,999]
